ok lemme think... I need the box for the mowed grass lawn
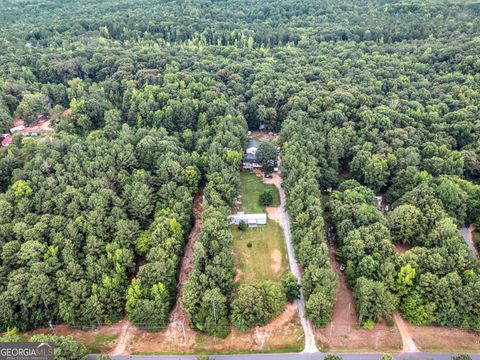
[232,220,289,284]
[240,171,279,213]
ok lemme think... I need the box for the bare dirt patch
[393,311,418,352]
[255,170,285,229]
[163,190,203,347]
[411,326,480,352]
[109,320,135,356]
[12,118,24,127]
[13,116,54,134]
[235,267,243,283]
[271,249,282,274]
[254,169,280,187]
[250,131,279,145]
[395,243,414,254]
[130,303,303,354]
[316,322,401,353]
[265,205,284,227]
[29,323,122,354]
[317,245,402,352]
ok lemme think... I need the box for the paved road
[89,353,480,360]
[276,172,318,353]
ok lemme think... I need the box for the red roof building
[1,137,12,147]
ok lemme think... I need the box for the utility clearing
[317,244,402,352]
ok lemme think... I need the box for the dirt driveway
[316,244,402,352]
[256,171,285,228]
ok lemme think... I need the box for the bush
[259,191,273,206]
[379,355,394,360]
[247,241,252,248]
[238,220,248,230]
[325,355,343,360]
[282,273,301,302]
[362,319,375,329]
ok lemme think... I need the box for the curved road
[275,172,318,353]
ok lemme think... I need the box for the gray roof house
[246,139,261,154]
[229,212,267,227]
[243,139,262,169]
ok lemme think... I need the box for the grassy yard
[232,220,288,284]
[240,171,279,213]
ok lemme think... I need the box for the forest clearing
[233,171,287,284]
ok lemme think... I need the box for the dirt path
[265,170,318,353]
[393,311,418,352]
[395,243,414,254]
[109,320,135,356]
[327,245,357,329]
[460,224,478,258]
[318,230,402,352]
[468,224,478,258]
[164,189,203,344]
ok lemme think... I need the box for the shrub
[325,355,343,360]
[282,273,301,302]
[451,356,472,360]
[379,354,394,360]
[259,191,273,206]
[238,220,248,230]
[362,319,375,329]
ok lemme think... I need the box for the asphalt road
[89,353,480,360]
[276,172,318,353]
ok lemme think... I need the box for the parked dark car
[265,174,273,179]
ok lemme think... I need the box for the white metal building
[229,212,267,227]
[10,125,25,133]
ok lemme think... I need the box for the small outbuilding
[229,212,267,227]
[10,125,25,134]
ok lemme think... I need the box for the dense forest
[0,0,479,336]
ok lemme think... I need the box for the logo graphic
[0,342,54,360]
